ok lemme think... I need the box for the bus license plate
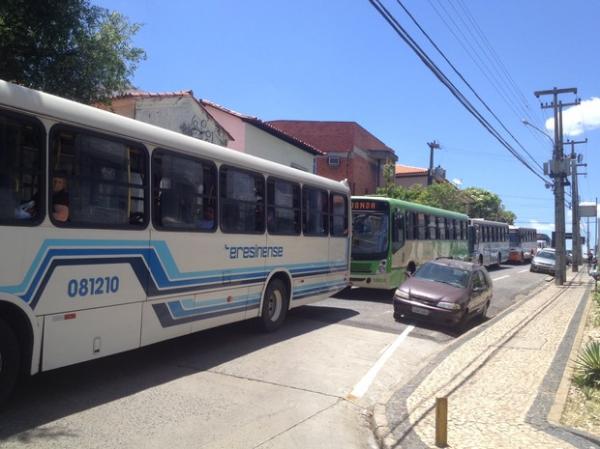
[411,306,430,316]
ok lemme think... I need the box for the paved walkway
[374,272,600,449]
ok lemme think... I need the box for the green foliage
[573,341,600,389]
[0,0,146,104]
[377,163,516,222]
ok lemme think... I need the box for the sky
[96,0,600,248]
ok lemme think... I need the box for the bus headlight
[378,259,387,273]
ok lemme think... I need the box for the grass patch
[561,288,600,436]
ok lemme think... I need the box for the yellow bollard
[435,397,448,447]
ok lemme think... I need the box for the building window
[327,155,340,167]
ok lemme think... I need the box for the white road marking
[518,269,529,273]
[493,275,510,281]
[349,325,415,399]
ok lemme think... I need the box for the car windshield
[537,251,556,260]
[351,212,389,259]
[414,262,470,288]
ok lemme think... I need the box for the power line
[395,0,546,173]
[369,0,550,184]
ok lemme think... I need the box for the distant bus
[0,80,351,403]
[508,226,538,263]
[468,219,510,267]
[350,196,469,289]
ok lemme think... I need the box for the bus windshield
[509,231,520,246]
[351,212,389,260]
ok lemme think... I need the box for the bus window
[392,211,405,252]
[51,127,147,228]
[0,111,44,225]
[303,186,328,236]
[406,212,414,240]
[267,178,300,235]
[220,166,265,234]
[437,217,446,240]
[152,149,217,231]
[426,215,436,240]
[330,193,348,237]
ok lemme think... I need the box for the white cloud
[527,219,554,234]
[545,97,600,137]
[452,178,463,186]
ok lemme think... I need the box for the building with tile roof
[394,163,447,187]
[99,91,320,173]
[267,120,397,194]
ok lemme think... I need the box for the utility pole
[564,139,587,272]
[534,87,579,285]
[427,141,440,186]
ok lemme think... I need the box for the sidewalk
[373,272,600,449]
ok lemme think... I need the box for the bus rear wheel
[0,317,20,405]
[259,279,289,332]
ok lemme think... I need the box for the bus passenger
[52,174,69,222]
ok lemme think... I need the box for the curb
[372,276,551,449]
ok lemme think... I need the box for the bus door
[40,128,150,371]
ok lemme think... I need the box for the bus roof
[0,80,349,194]
[470,218,509,227]
[509,226,536,232]
[352,196,469,220]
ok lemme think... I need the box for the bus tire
[259,279,289,332]
[497,253,501,267]
[478,255,483,266]
[0,317,20,405]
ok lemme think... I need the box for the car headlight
[395,290,409,300]
[437,301,461,310]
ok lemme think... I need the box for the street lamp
[522,119,554,145]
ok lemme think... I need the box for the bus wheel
[478,255,483,266]
[520,252,525,264]
[259,279,289,332]
[0,317,20,405]
[497,253,501,267]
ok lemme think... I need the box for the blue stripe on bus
[0,239,348,310]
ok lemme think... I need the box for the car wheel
[0,317,20,405]
[259,279,289,332]
[530,265,535,272]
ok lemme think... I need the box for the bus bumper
[349,272,400,290]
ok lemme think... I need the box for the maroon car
[393,258,493,328]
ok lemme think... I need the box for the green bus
[350,196,470,289]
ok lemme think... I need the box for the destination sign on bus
[351,200,387,211]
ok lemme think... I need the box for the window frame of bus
[219,164,265,235]
[0,109,46,227]
[151,148,218,233]
[266,176,301,236]
[330,192,348,237]
[49,124,149,230]
[302,185,329,237]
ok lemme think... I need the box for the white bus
[468,218,510,267]
[508,226,538,263]
[0,80,350,402]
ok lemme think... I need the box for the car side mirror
[472,286,485,293]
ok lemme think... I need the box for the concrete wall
[134,97,229,147]
[202,103,246,152]
[244,124,315,173]
[395,174,428,188]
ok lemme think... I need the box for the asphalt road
[0,263,547,449]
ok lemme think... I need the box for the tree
[0,0,146,104]
[376,164,516,223]
[463,187,515,224]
